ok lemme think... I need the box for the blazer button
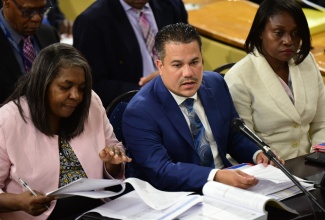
[292,122,300,128]
[291,141,299,148]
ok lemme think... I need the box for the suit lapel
[198,79,226,151]
[0,29,22,78]
[254,53,301,122]
[154,77,195,148]
[112,0,142,66]
[33,29,44,49]
[290,64,306,116]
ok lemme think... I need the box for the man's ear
[156,59,163,75]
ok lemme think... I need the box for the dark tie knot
[23,36,32,44]
[183,98,194,109]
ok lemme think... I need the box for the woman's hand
[19,191,54,215]
[99,146,132,175]
[256,151,284,167]
[99,146,132,164]
[0,191,54,215]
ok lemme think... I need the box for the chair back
[213,62,236,77]
[106,90,138,145]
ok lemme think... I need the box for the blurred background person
[43,0,73,36]
[0,0,60,104]
[73,0,188,107]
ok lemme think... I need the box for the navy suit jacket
[123,72,260,191]
[73,0,188,107]
[0,24,60,104]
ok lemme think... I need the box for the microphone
[231,118,275,159]
[231,118,325,212]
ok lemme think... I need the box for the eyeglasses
[12,0,52,18]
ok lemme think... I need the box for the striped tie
[22,36,35,73]
[138,11,157,62]
[183,98,214,168]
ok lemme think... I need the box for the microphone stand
[239,125,325,212]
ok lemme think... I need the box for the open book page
[45,177,194,206]
[46,178,125,199]
[240,164,314,198]
[77,191,202,220]
[202,181,298,215]
[268,183,314,201]
[176,196,267,220]
[242,164,295,195]
[124,178,193,210]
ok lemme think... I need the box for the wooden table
[311,31,325,74]
[185,0,325,76]
[183,0,219,7]
[186,0,257,48]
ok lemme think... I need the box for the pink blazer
[0,91,124,220]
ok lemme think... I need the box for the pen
[18,178,50,210]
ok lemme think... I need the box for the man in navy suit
[123,23,278,192]
[73,0,188,107]
[0,0,60,104]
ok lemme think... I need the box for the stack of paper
[242,164,314,201]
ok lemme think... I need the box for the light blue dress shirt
[120,0,158,77]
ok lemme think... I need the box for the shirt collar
[0,9,24,45]
[119,0,150,13]
[169,90,198,106]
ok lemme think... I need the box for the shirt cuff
[253,150,262,164]
[103,162,126,180]
[207,169,220,181]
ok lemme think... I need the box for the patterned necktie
[22,36,35,73]
[183,98,214,168]
[138,11,157,61]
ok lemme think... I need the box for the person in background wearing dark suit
[123,23,282,192]
[0,0,72,35]
[73,0,188,107]
[0,0,60,104]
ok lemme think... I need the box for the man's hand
[59,19,73,36]
[138,71,159,86]
[214,169,258,189]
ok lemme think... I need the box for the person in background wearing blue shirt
[73,0,188,107]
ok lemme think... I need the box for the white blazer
[225,51,325,160]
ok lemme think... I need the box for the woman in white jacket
[225,0,325,160]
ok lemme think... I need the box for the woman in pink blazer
[0,43,131,220]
